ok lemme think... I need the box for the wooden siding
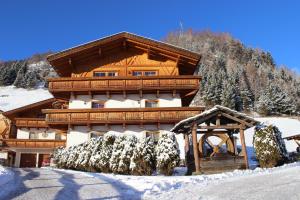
[43,107,204,125]
[2,139,66,148]
[15,118,48,128]
[48,75,200,92]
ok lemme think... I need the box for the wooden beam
[220,112,253,127]
[198,125,240,130]
[240,128,249,169]
[216,114,221,126]
[106,91,110,99]
[172,90,176,98]
[192,123,200,173]
[139,90,143,98]
[156,90,160,98]
[98,48,102,57]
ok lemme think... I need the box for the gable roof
[171,105,260,134]
[47,32,201,76]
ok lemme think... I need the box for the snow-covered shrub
[117,135,137,174]
[66,144,83,169]
[88,137,103,171]
[75,138,102,171]
[92,133,116,173]
[110,135,127,173]
[52,146,65,167]
[253,125,289,168]
[156,131,180,175]
[130,136,156,175]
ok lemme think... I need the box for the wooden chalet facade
[0,98,67,167]
[0,32,204,167]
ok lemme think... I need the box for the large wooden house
[0,32,204,167]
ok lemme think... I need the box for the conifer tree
[130,137,156,175]
[156,131,180,176]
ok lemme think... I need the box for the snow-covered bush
[117,135,137,174]
[130,136,156,175]
[156,131,180,175]
[75,138,102,171]
[51,146,65,167]
[66,144,83,169]
[88,137,103,171]
[253,125,289,168]
[93,133,116,173]
[110,135,127,173]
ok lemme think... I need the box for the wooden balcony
[2,139,66,148]
[15,118,48,128]
[48,75,200,94]
[43,107,204,125]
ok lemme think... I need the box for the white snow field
[0,86,53,112]
[0,165,14,186]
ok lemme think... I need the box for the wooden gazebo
[171,105,259,174]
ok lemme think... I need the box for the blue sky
[1,0,300,74]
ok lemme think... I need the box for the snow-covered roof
[171,105,260,134]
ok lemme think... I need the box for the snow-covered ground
[0,86,52,112]
[47,162,300,199]
[0,165,14,186]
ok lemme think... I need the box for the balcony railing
[2,139,66,148]
[15,118,48,128]
[43,107,204,125]
[48,75,200,92]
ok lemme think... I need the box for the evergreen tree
[96,133,116,173]
[156,131,180,176]
[130,137,156,175]
[117,135,137,174]
[110,135,126,173]
[221,76,236,109]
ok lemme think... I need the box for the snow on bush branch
[51,131,180,176]
[253,124,289,168]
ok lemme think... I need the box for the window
[94,72,106,77]
[146,131,160,143]
[89,131,105,138]
[144,71,157,76]
[133,71,142,76]
[145,100,158,108]
[132,71,157,76]
[29,132,38,139]
[92,101,105,108]
[94,71,118,77]
[108,72,117,77]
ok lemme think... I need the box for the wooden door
[38,154,50,167]
[20,153,36,168]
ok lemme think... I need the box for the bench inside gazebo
[171,105,259,174]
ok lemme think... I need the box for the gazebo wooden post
[184,134,190,153]
[239,127,249,169]
[192,123,200,173]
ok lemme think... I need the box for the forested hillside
[0,52,57,88]
[165,30,300,115]
[0,30,299,115]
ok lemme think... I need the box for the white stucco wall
[16,128,57,140]
[67,126,90,147]
[68,93,182,109]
